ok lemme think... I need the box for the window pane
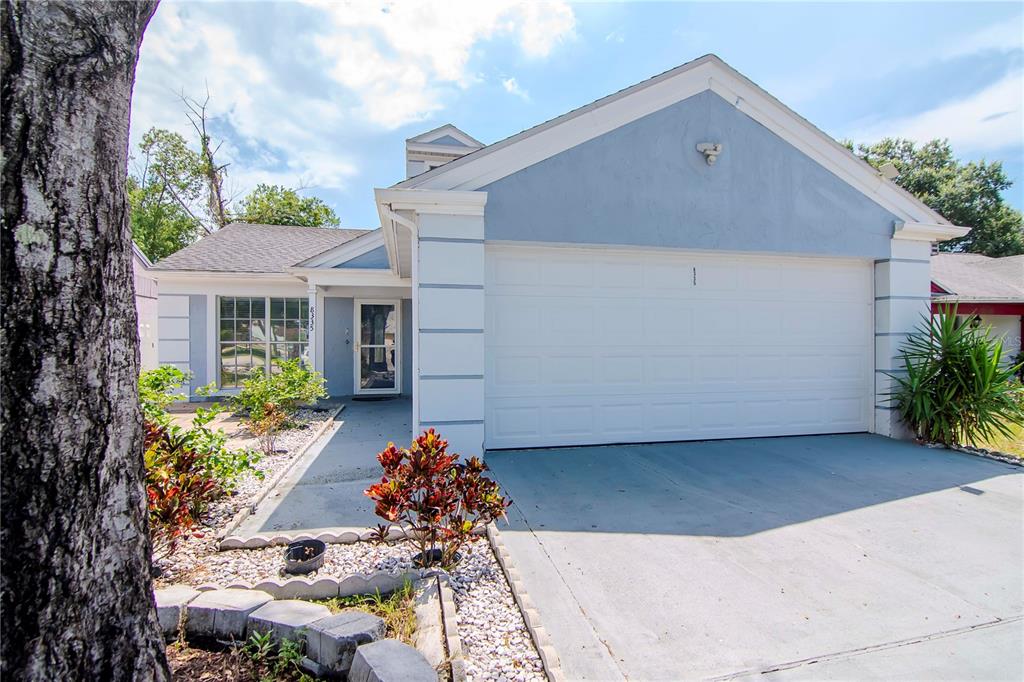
[299,324,308,342]
[271,321,286,342]
[250,344,266,375]
[220,297,235,318]
[360,304,395,345]
[250,297,266,319]
[300,298,309,320]
[236,319,251,342]
[284,298,299,319]
[236,298,250,318]
[251,318,267,342]
[271,298,285,319]
[220,345,236,387]
[360,347,395,390]
[285,319,300,341]
[220,319,234,341]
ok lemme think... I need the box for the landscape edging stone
[487,524,565,682]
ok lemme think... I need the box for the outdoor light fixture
[696,142,723,165]
[878,162,900,180]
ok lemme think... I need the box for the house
[151,54,970,456]
[133,243,159,371]
[932,253,1023,360]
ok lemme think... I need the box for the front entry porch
[235,396,412,536]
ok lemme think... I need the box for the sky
[131,1,1024,229]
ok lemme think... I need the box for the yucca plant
[889,304,1024,446]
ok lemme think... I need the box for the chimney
[405,124,483,179]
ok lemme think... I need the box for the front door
[354,300,401,395]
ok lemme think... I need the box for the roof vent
[405,124,483,179]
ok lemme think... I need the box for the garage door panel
[485,245,872,449]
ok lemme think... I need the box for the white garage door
[484,244,873,449]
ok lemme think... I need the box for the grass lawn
[976,422,1024,458]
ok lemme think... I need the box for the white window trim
[216,294,311,389]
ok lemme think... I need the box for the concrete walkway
[487,435,1024,681]
[235,397,411,536]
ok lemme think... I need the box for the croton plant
[364,429,510,568]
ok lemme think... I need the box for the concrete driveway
[486,435,1023,681]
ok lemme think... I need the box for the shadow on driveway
[486,434,1023,680]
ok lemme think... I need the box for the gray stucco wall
[481,90,898,258]
[322,297,412,397]
[429,134,468,147]
[334,245,389,269]
[324,297,354,396]
[188,295,207,393]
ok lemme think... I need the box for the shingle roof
[151,223,371,273]
[932,253,1024,302]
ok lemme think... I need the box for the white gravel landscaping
[154,408,331,584]
[159,535,545,682]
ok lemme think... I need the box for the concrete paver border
[487,524,565,682]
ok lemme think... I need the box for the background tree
[129,128,206,261]
[236,183,341,227]
[182,92,231,230]
[853,138,1024,257]
[1,1,169,680]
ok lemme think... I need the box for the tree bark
[1,2,167,680]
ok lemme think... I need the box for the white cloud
[304,0,575,128]
[765,15,1022,105]
[604,30,624,44]
[133,3,360,211]
[502,77,530,101]
[943,18,1024,60]
[850,71,1023,152]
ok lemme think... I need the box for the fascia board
[149,271,298,284]
[894,221,972,242]
[285,267,408,287]
[407,142,479,156]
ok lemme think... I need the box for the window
[219,296,308,388]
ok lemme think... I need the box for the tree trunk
[1,2,167,680]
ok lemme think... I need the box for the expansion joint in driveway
[709,614,1024,680]
[507,501,630,680]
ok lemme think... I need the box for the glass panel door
[355,301,399,394]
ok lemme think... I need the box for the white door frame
[353,298,402,396]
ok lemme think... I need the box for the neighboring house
[152,54,969,455]
[133,243,159,371]
[932,253,1024,360]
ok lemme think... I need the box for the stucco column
[307,283,317,373]
[414,210,487,458]
[873,239,933,438]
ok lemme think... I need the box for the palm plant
[889,304,1024,446]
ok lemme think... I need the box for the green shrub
[144,420,221,558]
[139,366,260,493]
[139,365,189,423]
[889,305,1024,446]
[234,358,327,421]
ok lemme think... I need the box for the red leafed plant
[144,420,222,559]
[364,429,510,568]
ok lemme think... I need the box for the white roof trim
[397,54,949,226]
[407,124,483,149]
[894,221,971,242]
[132,242,153,269]
[294,229,387,269]
[284,267,409,288]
